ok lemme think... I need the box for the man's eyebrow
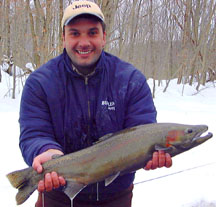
[89,27,99,31]
[67,28,99,32]
[67,28,78,32]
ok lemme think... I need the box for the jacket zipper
[84,76,99,201]
[84,76,91,146]
[72,66,93,144]
[73,65,99,201]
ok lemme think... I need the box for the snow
[0,71,216,207]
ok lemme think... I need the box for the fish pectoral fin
[174,143,192,151]
[154,144,173,152]
[105,172,120,187]
[63,181,86,200]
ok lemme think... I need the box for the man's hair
[63,14,106,35]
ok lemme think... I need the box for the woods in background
[0,0,216,98]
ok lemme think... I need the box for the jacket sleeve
[123,70,157,128]
[19,74,63,166]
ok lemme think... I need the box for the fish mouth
[192,125,213,141]
[192,132,213,142]
[174,129,213,150]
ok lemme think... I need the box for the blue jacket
[19,49,157,201]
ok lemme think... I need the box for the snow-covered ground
[0,71,216,207]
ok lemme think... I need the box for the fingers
[144,151,172,170]
[44,173,55,191]
[32,159,43,174]
[59,176,66,186]
[144,160,153,170]
[165,153,172,168]
[37,172,66,192]
[32,149,64,174]
[51,172,60,189]
[158,150,165,168]
[38,180,45,192]
[146,151,163,170]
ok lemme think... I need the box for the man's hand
[32,149,66,192]
[144,150,172,170]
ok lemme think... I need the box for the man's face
[63,17,106,72]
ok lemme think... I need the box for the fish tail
[7,167,37,205]
[15,182,37,205]
[7,167,31,188]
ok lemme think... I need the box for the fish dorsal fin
[93,133,114,145]
[105,172,120,187]
[63,180,86,200]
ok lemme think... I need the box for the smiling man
[19,1,172,207]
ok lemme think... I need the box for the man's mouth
[76,50,92,55]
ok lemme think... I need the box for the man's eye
[72,32,79,36]
[89,31,97,36]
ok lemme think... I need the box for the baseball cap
[61,1,105,29]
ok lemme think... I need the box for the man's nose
[78,36,91,47]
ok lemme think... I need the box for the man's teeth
[77,50,91,55]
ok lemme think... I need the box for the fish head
[165,124,213,151]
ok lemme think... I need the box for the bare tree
[1,0,216,98]
[0,0,2,82]
[95,0,120,51]
[58,0,64,54]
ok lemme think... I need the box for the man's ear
[102,32,106,48]
[62,34,66,48]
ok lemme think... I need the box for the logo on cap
[73,4,92,10]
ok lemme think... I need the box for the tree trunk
[149,0,156,98]
[58,0,64,53]
[26,0,40,68]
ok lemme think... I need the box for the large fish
[7,123,213,205]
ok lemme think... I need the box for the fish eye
[186,129,193,134]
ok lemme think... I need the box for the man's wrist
[38,144,63,155]
[46,149,64,155]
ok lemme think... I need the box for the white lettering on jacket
[102,101,115,111]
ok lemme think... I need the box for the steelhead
[7,123,213,205]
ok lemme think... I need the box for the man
[19,1,172,207]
